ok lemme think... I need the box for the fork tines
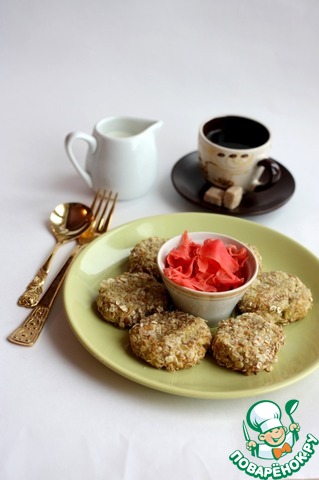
[91,189,118,232]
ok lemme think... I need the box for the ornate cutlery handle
[9,246,81,346]
[17,244,60,308]
[8,305,51,346]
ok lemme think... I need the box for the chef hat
[247,400,283,433]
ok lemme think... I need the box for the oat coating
[96,272,170,328]
[238,270,313,325]
[128,236,166,280]
[246,243,263,273]
[211,313,285,375]
[129,311,212,371]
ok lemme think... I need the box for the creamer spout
[148,119,163,134]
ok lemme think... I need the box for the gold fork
[8,190,118,346]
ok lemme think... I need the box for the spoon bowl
[18,202,93,308]
[50,203,94,241]
[285,399,299,441]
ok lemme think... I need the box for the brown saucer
[171,151,295,216]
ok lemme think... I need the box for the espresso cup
[198,116,281,192]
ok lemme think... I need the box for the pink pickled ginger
[164,231,248,292]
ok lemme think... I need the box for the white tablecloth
[2,1,319,478]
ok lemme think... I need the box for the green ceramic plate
[63,213,319,399]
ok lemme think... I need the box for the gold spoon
[18,202,93,308]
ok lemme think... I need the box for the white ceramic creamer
[65,117,163,200]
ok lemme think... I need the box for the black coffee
[203,116,270,149]
[206,130,251,149]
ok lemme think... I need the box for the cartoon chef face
[259,426,287,446]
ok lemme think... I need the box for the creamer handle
[65,132,97,188]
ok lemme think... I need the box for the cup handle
[254,158,281,192]
[65,132,97,188]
